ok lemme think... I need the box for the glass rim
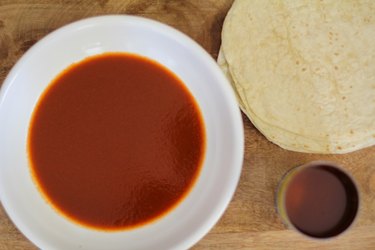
[275,160,360,240]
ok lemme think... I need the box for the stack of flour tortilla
[219,0,375,154]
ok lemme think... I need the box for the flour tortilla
[220,0,375,153]
[217,49,247,112]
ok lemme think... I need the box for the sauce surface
[285,165,358,238]
[28,53,205,230]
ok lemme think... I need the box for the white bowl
[0,15,244,250]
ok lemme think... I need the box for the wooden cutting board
[0,1,374,249]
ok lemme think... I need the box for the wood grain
[1,0,374,249]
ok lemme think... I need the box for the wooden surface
[0,0,375,249]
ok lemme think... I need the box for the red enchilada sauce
[28,53,205,230]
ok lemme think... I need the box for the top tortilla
[221,0,375,153]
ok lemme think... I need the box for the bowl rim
[0,15,244,250]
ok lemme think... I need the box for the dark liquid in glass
[285,165,358,238]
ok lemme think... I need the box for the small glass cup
[276,161,359,239]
